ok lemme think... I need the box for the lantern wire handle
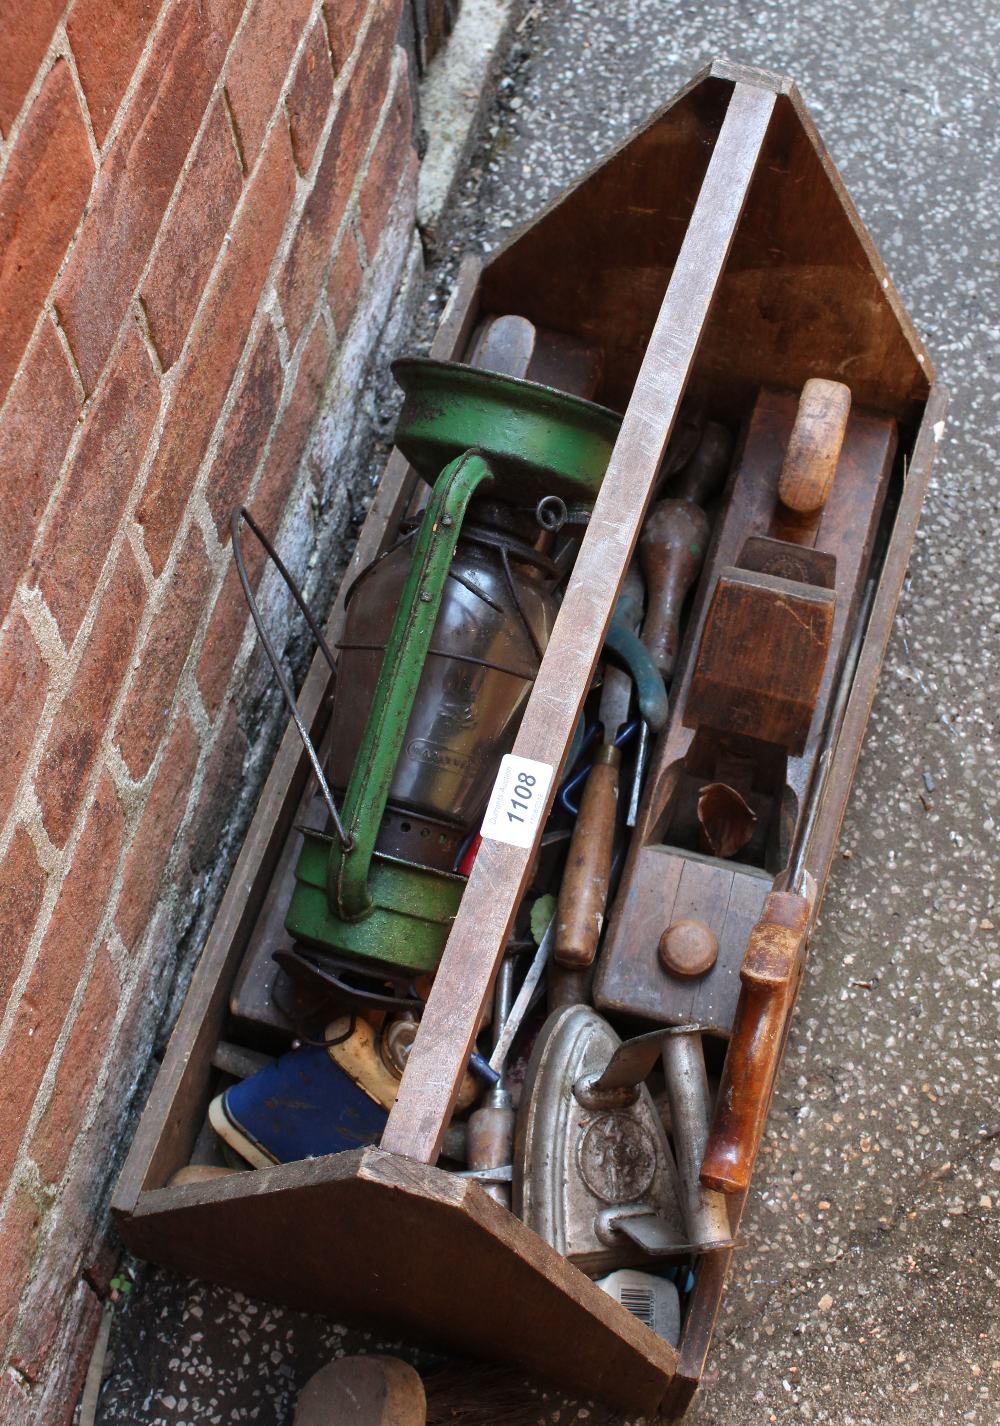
[230,505,352,852]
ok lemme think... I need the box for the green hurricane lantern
[283,359,623,975]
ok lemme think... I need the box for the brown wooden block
[594,845,772,1037]
[117,1149,677,1415]
[683,567,835,754]
[737,534,836,589]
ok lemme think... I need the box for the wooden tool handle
[700,891,809,1195]
[468,313,536,378]
[554,748,620,969]
[777,378,851,519]
[675,419,734,507]
[638,499,710,679]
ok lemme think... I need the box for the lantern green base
[286,830,465,975]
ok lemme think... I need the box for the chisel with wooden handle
[624,422,733,825]
[554,567,648,970]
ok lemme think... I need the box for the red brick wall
[0,0,418,1417]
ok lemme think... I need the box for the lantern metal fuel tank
[284,359,623,974]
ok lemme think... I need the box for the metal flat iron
[513,1005,689,1274]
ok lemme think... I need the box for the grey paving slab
[95,3,998,1423]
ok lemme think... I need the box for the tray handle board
[382,80,779,1164]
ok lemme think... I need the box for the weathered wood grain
[382,82,778,1163]
[118,1148,678,1415]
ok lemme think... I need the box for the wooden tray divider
[381,81,778,1163]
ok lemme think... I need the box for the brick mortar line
[272,296,293,365]
[49,0,281,388]
[0,0,178,420]
[7,0,387,431]
[0,930,137,1351]
[0,0,345,850]
[1,306,153,668]
[207,190,423,728]
[124,516,158,596]
[171,233,425,1004]
[0,0,268,436]
[268,43,411,391]
[163,205,424,979]
[180,293,333,706]
[0,0,417,1375]
[53,1,407,720]
[0,929,106,1243]
[0,8,80,188]
[0,29,414,1074]
[57,26,101,169]
[220,83,249,176]
[133,297,166,380]
[0,771,103,1060]
[49,310,87,405]
[0,327,169,869]
[75,0,176,161]
[0,920,104,1226]
[17,582,69,671]
[0,0,358,565]
[0,6,411,903]
[352,207,372,269]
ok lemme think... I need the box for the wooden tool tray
[113,61,945,1419]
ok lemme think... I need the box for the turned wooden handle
[700,891,809,1195]
[638,499,710,679]
[554,748,620,969]
[468,313,536,378]
[777,378,851,519]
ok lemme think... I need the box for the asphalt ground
[97,2,998,1422]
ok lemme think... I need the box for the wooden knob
[777,378,851,518]
[639,499,710,679]
[658,918,718,978]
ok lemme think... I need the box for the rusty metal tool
[625,501,707,829]
[660,1028,732,1249]
[673,419,734,506]
[466,954,518,1206]
[639,500,711,682]
[514,1006,689,1273]
[488,915,554,1074]
[463,913,557,1196]
[583,1027,734,1253]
